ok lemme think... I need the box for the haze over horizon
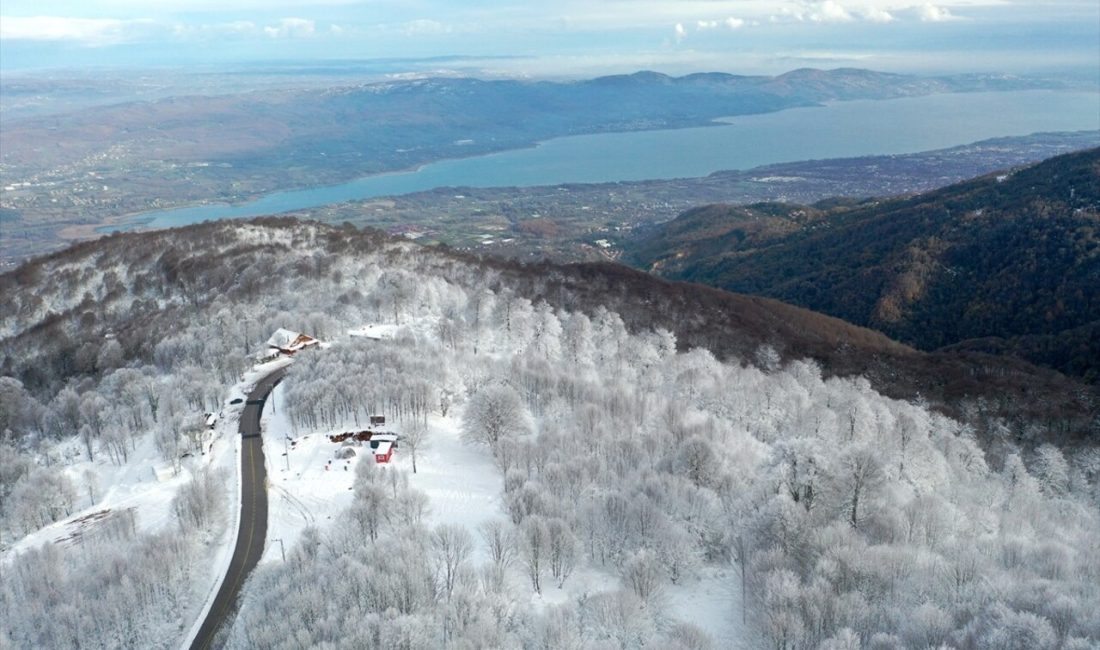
[1,0,1097,77]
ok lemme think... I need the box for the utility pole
[283,436,291,472]
[271,538,286,562]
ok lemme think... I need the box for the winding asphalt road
[189,367,286,650]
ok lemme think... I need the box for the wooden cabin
[265,328,320,356]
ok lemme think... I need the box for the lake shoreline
[102,89,1099,234]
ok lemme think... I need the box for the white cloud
[3,0,365,12]
[185,20,260,37]
[917,3,959,21]
[401,19,452,36]
[811,1,855,22]
[262,17,315,39]
[0,15,155,44]
[696,17,745,30]
[223,20,258,34]
[674,22,687,41]
[859,6,895,22]
[774,1,917,24]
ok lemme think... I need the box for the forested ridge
[2,218,1099,648]
[626,147,1100,382]
[3,218,1095,445]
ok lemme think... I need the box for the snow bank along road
[189,367,286,650]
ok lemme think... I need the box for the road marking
[192,371,284,650]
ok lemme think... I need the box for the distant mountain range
[0,67,1078,262]
[626,148,1100,382]
[4,67,1072,181]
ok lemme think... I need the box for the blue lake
[129,90,1100,230]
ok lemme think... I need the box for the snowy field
[0,356,271,560]
[1,432,204,559]
[262,383,505,564]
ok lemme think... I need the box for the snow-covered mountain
[2,219,1098,648]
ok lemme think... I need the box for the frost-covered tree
[836,444,886,529]
[462,383,529,449]
[520,515,550,594]
[7,467,76,532]
[430,523,473,600]
[173,469,227,532]
[1033,443,1070,496]
[402,418,430,474]
[480,518,516,583]
[545,516,577,588]
[621,548,664,605]
[5,221,1100,650]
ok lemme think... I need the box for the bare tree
[546,517,577,588]
[82,468,100,506]
[349,483,389,543]
[172,469,226,532]
[838,444,885,529]
[394,488,431,528]
[520,515,549,594]
[621,548,664,605]
[479,519,516,573]
[402,419,430,474]
[431,524,473,600]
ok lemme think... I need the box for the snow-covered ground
[1,403,234,649]
[2,401,238,562]
[1,356,295,650]
[666,568,747,648]
[261,382,505,564]
[347,323,401,340]
[261,382,353,559]
[259,359,745,646]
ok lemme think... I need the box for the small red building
[370,434,398,464]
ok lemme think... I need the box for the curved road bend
[190,367,286,650]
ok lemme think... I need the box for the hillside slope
[627,147,1100,381]
[7,219,1100,649]
[3,218,1095,444]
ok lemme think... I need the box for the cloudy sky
[1,0,1097,76]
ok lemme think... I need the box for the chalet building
[264,328,320,357]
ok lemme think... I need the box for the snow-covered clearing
[261,383,504,564]
[666,568,746,648]
[2,404,235,561]
[347,322,401,340]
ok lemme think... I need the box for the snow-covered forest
[2,220,1099,648]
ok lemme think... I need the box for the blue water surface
[128,90,1100,230]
